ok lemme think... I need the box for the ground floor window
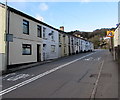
[51,45,55,52]
[22,44,32,55]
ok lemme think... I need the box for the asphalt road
[0,49,118,99]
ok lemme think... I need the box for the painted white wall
[81,40,86,52]
[58,33,62,57]
[8,11,43,65]
[114,27,119,47]
[118,25,120,45]
[69,36,72,54]
[0,5,7,71]
[42,25,59,60]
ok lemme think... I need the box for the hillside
[67,28,115,49]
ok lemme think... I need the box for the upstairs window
[23,20,29,35]
[59,34,61,43]
[37,25,42,38]
[51,31,54,40]
[43,27,46,39]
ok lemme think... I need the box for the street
[1,50,118,99]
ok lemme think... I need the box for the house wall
[8,11,43,65]
[62,34,65,57]
[118,25,120,46]
[65,35,69,56]
[71,37,75,54]
[68,36,71,55]
[0,5,6,71]
[42,25,59,60]
[113,24,120,61]
[79,39,81,52]
[118,25,120,63]
[8,10,59,64]
[58,33,63,57]
[114,27,118,48]
[75,38,79,53]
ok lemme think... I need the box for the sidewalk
[95,50,118,98]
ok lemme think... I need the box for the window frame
[51,31,54,41]
[37,25,42,38]
[43,27,46,39]
[22,44,32,55]
[23,19,29,35]
[59,34,61,43]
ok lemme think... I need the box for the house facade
[58,32,63,58]
[113,24,120,61]
[42,25,59,60]
[0,3,59,71]
[0,4,6,71]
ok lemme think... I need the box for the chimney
[60,26,64,31]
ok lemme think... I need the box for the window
[68,37,70,44]
[59,34,61,43]
[43,27,46,39]
[71,38,73,45]
[51,45,55,52]
[51,31,54,40]
[22,44,32,55]
[23,20,29,34]
[37,25,42,38]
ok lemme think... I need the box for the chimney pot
[60,26,64,31]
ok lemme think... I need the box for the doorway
[37,44,41,62]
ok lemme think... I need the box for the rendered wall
[8,11,43,65]
[0,5,6,71]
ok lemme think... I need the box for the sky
[2,1,119,32]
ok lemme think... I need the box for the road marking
[7,74,30,81]
[2,73,16,79]
[90,60,104,99]
[84,57,93,61]
[84,57,102,61]
[0,52,96,96]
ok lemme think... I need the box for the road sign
[6,34,13,42]
[106,31,114,37]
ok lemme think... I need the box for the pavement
[95,50,118,98]
[0,49,119,99]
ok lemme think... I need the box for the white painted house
[42,25,59,60]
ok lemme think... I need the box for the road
[0,49,118,99]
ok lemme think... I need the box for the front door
[37,44,41,62]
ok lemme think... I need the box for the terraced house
[0,3,94,72]
[0,3,59,72]
[113,1,120,63]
